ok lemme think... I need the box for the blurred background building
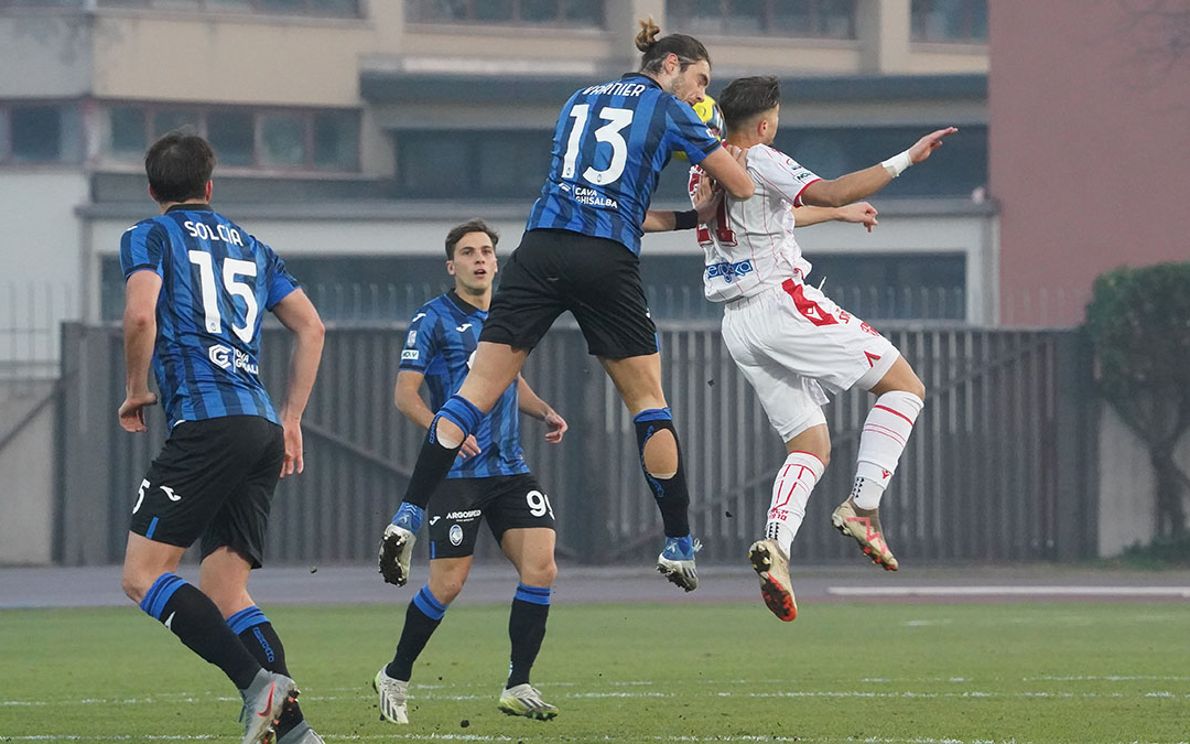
[2,0,1186,566]
[1,0,992,379]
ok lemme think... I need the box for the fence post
[1052,330,1098,560]
[56,324,117,564]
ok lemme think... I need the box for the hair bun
[635,17,661,52]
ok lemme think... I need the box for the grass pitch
[1,600,1188,743]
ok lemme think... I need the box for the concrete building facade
[1,0,992,378]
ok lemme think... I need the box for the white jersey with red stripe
[687,143,821,303]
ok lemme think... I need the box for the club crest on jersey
[449,524,464,546]
[706,259,754,284]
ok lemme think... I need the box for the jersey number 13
[562,105,634,186]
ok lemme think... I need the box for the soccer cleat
[373,667,410,724]
[497,683,559,720]
[275,721,325,744]
[239,671,298,744]
[378,503,425,587]
[831,499,899,571]
[656,535,701,592]
[748,538,797,622]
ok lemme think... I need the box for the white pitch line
[827,586,1190,598]
[6,688,1190,709]
[1024,675,1190,682]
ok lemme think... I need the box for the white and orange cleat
[747,539,797,621]
[831,499,899,571]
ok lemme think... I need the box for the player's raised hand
[457,434,481,461]
[908,127,958,164]
[280,419,304,478]
[691,169,723,225]
[838,202,879,232]
[117,390,157,433]
[724,142,750,169]
[543,409,568,444]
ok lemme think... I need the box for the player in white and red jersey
[688,76,957,621]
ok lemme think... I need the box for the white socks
[765,451,825,556]
[852,391,924,510]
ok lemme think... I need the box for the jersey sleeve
[666,98,722,165]
[750,148,822,207]
[119,222,167,280]
[260,242,300,310]
[399,307,439,373]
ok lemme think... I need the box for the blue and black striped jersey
[119,204,298,429]
[526,73,722,255]
[399,292,530,480]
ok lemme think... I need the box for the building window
[911,0,987,43]
[207,110,254,166]
[0,0,84,7]
[260,112,307,167]
[110,106,147,157]
[0,103,82,164]
[395,130,552,199]
[406,0,604,27]
[313,110,360,170]
[668,0,857,39]
[105,103,360,172]
[92,0,361,16]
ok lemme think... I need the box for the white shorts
[721,278,899,442]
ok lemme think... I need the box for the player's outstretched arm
[396,369,480,459]
[271,289,325,477]
[118,270,162,433]
[643,174,723,233]
[793,202,879,231]
[517,376,568,444]
[800,127,958,208]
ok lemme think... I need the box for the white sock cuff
[873,391,924,423]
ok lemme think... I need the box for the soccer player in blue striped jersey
[374,220,567,724]
[380,18,754,594]
[117,133,326,744]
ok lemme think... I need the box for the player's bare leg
[832,356,926,571]
[380,342,528,587]
[123,535,293,744]
[602,353,700,591]
[750,425,829,621]
[498,528,559,720]
[201,548,320,743]
[377,556,472,724]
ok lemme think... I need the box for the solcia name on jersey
[184,221,244,246]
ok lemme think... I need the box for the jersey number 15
[188,251,259,344]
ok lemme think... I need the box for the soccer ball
[674,95,724,160]
[693,95,724,140]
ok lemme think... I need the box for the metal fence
[55,322,1097,567]
[0,283,75,385]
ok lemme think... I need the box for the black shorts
[480,229,658,359]
[428,473,556,560]
[129,415,284,569]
